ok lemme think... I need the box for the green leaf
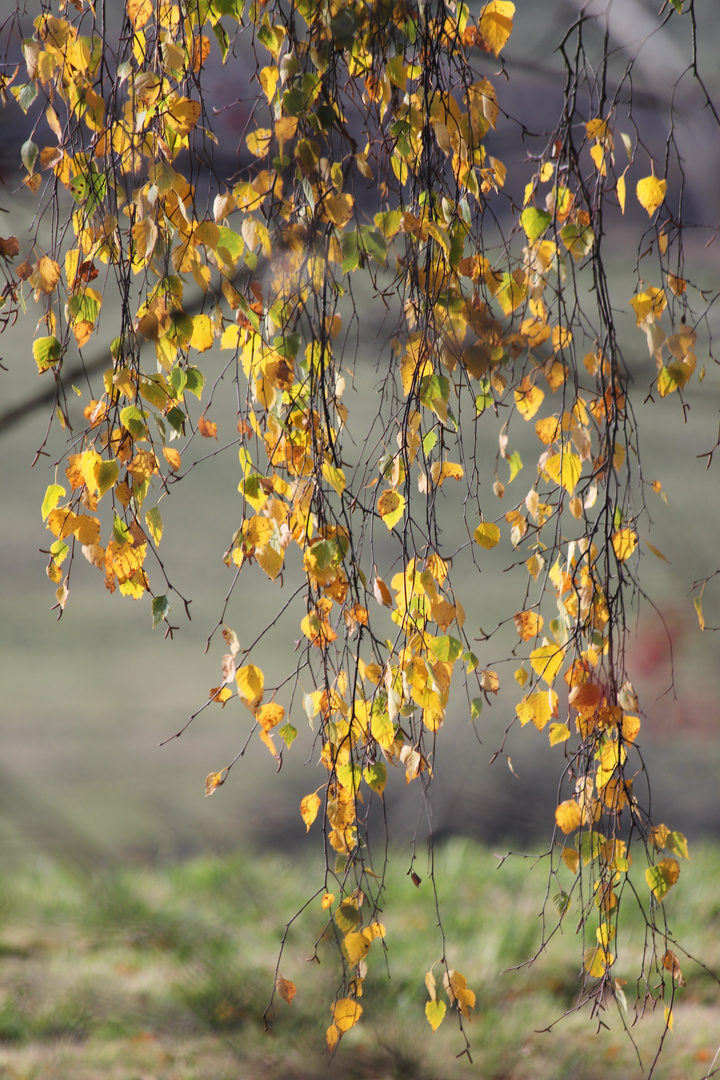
[337,762,362,794]
[15,81,38,114]
[666,830,689,860]
[33,336,62,372]
[363,761,387,795]
[152,595,171,628]
[96,460,119,498]
[113,515,131,544]
[507,450,523,482]
[560,223,594,261]
[184,367,205,399]
[21,139,38,173]
[212,21,230,61]
[358,224,387,265]
[42,484,66,520]
[470,697,482,720]
[145,506,163,546]
[120,405,149,440]
[429,635,463,663]
[520,207,552,241]
[279,722,297,748]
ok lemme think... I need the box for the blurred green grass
[0,839,718,1079]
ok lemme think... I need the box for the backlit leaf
[520,207,551,241]
[300,793,321,831]
[42,484,65,520]
[479,1,515,56]
[331,998,362,1033]
[275,976,296,1004]
[514,610,542,641]
[612,528,637,562]
[474,521,500,549]
[425,999,446,1032]
[152,594,171,628]
[256,703,285,731]
[145,506,163,546]
[378,489,406,530]
[530,643,564,685]
[645,858,680,901]
[549,722,570,746]
[555,800,582,834]
[323,462,346,497]
[236,664,264,711]
[204,771,226,796]
[636,175,667,217]
[544,450,582,495]
[363,761,387,795]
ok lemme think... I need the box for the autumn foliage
[2,0,717,1063]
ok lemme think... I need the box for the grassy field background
[0,840,718,1080]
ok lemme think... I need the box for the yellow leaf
[544,450,582,495]
[430,461,464,485]
[256,702,285,731]
[425,999,446,1032]
[517,690,558,731]
[204,771,226,796]
[645,858,680,901]
[583,946,613,978]
[322,462,346,497]
[549,722,570,746]
[378,489,405,530]
[514,380,544,420]
[323,193,354,227]
[514,610,542,641]
[235,664,264,711]
[664,1006,673,1032]
[555,800,582,834]
[210,685,233,706]
[246,128,272,157]
[612,528,637,562]
[331,998,362,1033]
[694,595,705,631]
[321,892,335,910]
[126,0,153,29]
[474,521,500,549]
[259,66,278,103]
[275,976,296,1004]
[189,313,214,352]
[530,643,564,685]
[561,846,579,874]
[326,1024,339,1051]
[617,173,626,214]
[479,1,515,56]
[34,256,61,294]
[343,930,371,965]
[163,447,181,470]
[480,670,500,693]
[300,793,321,831]
[636,175,667,217]
[166,97,202,136]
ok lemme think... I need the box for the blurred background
[1,0,719,871]
[1,3,720,1078]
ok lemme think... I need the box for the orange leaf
[275,976,297,1003]
[373,574,393,607]
[198,414,218,439]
